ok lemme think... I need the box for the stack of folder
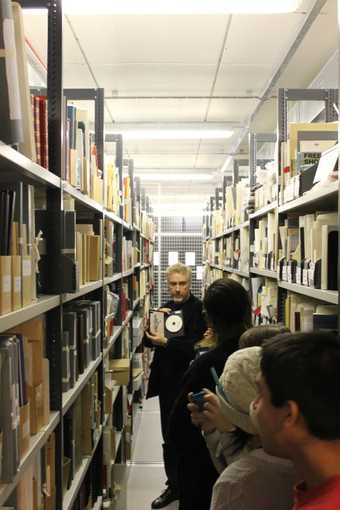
[63,300,101,393]
[278,212,338,290]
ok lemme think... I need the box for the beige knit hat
[216,346,261,435]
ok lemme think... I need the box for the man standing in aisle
[251,331,340,509]
[145,263,206,509]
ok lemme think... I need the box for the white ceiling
[23,0,338,211]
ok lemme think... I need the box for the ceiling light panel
[63,0,303,15]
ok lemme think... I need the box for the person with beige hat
[188,346,296,510]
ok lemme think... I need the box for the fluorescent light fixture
[63,0,303,15]
[137,173,213,182]
[109,129,233,141]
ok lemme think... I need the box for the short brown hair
[239,324,290,349]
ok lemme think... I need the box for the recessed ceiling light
[107,129,233,140]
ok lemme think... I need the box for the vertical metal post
[95,88,105,171]
[115,135,123,219]
[47,0,64,178]
[233,160,239,186]
[249,133,256,188]
[325,89,338,122]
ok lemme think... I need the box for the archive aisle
[0,1,155,509]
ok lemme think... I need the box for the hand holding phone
[190,390,206,412]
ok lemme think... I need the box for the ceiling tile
[67,14,229,65]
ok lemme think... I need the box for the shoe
[151,487,179,509]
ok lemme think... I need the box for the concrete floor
[116,397,179,510]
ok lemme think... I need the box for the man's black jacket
[146,293,206,399]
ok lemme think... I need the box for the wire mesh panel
[153,216,203,307]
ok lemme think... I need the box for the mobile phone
[190,390,206,412]
[210,366,229,402]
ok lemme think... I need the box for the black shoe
[151,487,179,509]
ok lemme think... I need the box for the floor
[116,397,179,510]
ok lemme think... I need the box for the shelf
[250,268,277,279]
[278,181,338,214]
[103,326,123,358]
[208,263,249,278]
[104,209,123,226]
[212,221,250,240]
[123,311,133,326]
[250,201,278,219]
[62,280,103,304]
[223,267,250,278]
[133,298,141,310]
[112,431,123,464]
[0,412,60,506]
[122,220,133,231]
[141,263,151,270]
[0,142,61,189]
[122,269,134,278]
[104,274,122,285]
[278,281,339,304]
[133,223,141,232]
[62,355,103,415]
[0,295,61,333]
[140,233,154,243]
[134,263,141,269]
[62,181,104,213]
[63,426,103,510]
[91,496,103,510]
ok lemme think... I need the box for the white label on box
[185,252,195,266]
[287,267,292,283]
[309,263,315,288]
[23,259,31,277]
[14,276,21,293]
[22,419,30,438]
[303,269,308,286]
[2,275,11,293]
[296,267,301,285]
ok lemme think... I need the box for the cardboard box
[0,256,12,314]
[22,255,32,307]
[28,383,44,434]
[69,149,77,187]
[19,402,31,457]
[89,235,101,281]
[109,358,130,386]
[42,359,50,426]
[12,255,22,311]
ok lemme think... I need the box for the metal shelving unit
[62,356,103,416]
[250,268,277,279]
[0,295,60,333]
[0,3,154,507]
[278,282,339,305]
[204,89,339,327]
[62,427,103,510]
[0,412,60,507]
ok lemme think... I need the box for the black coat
[146,293,206,400]
[168,333,242,510]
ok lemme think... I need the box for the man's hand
[201,390,236,433]
[158,307,172,314]
[145,331,168,347]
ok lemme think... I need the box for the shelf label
[14,276,21,293]
[2,275,11,293]
[303,269,308,286]
[296,267,301,285]
[23,259,32,277]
